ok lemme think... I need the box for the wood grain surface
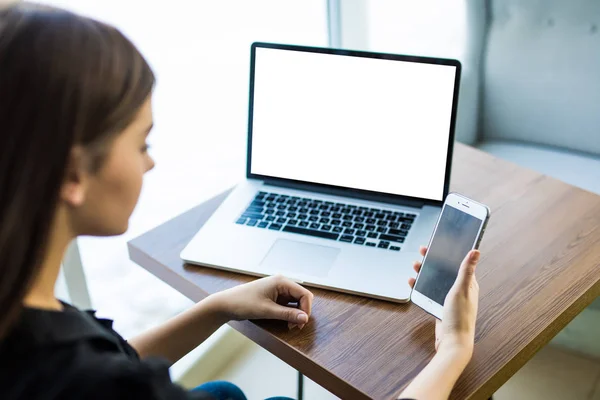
[128,143,600,400]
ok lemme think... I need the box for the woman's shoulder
[0,305,214,399]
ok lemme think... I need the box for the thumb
[267,303,309,324]
[455,250,480,288]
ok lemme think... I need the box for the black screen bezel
[246,42,462,208]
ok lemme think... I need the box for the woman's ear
[60,146,90,207]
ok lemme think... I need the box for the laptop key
[366,218,376,224]
[388,228,407,236]
[242,212,263,220]
[282,225,339,240]
[310,210,320,215]
[377,220,388,226]
[310,222,320,229]
[389,222,399,229]
[269,223,282,231]
[332,213,342,219]
[288,206,298,212]
[342,221,353,227]
[309,216,319,222]
[353,223,364,230]
[299,221,309,227]
[320,218,330,224]
[401,223,412,230]
[321,211,331,217]
[331,207,340,212]
[297,214,308,220]
[342,215,353,220]
[236,218,247,224]
[331,219,341,226]
[378,241,390,249]
[354,237,366,245]
[398,217,414,223]
[365,242,377,247]
[390,246,401,251]
[354,216,365,223]
[365,225,376,231]
[356,230,366,237]
[288,219,298,225]
[286,212,297,219]
[375,213,385,219]
[364,211,374,217]
[376,227,386,233]
[339,235,353,242]
[266,216,276,222]
[257,221,269,228]
[276,217,287,224]
[299,207,309,213]
[344,228,355,235]
[368,232,378,238]
[321,225,332,231]
[247,219,258,227]
[379,234,405,243]
[276,211,286,216]
[332,226,343,233]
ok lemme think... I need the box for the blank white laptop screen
[250,47,457,202]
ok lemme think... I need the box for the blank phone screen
[414,205,482,305]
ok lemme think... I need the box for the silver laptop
[181,42,461,302]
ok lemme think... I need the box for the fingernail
[470,250,480,263]
[298,323,305,330]
[297,313,308,324]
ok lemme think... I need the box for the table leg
[297,371,304,400]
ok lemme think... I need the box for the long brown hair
[0,3,155,339]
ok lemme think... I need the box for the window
[366,0,467,61]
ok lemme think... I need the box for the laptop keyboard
[235,191,417,252]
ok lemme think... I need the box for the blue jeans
[193,380,294,400]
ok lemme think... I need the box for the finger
[419,246,427,257]
[277,277,313,318]
[268,303,309,324]
[455,250,480,287]
[413,260,422,274]
[408,277,416,289]
[435,318,443,351]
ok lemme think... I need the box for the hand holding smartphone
[410,193,489,320]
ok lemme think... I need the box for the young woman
[0,4,480,400]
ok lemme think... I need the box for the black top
[0,303,214,400]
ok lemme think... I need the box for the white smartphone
[411,192,490,320]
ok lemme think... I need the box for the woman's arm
[128,294,228,364]
[400,248,480,400]
[398,347,471,400]
[129,275,313,364]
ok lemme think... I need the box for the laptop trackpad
[260,239,339,278]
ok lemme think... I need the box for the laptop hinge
[260,178,428,209]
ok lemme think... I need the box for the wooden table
[128,143,600,400]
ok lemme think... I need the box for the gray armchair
[461,0,600,357]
